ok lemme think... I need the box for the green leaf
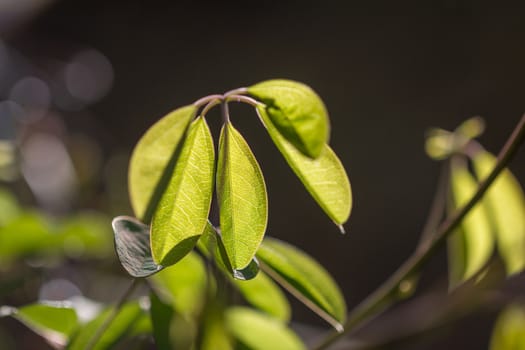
[68,301,148,350]
[1,302,78,345]
[257,107,351,229]
[448,159,494,287]
[148,251,207,317]
[490,304,525,350]
[472,150,525,275]
[128,105,197,221]
[256,237,347,331]
[234,271,290,322]
[196,223,260,280]
[248,79,329,159]
[217,122,268,270]
[151,116,215,266]
[112,216,161,277]
[199,302,234,350]
[226,307,305,350]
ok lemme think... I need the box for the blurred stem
[313,114,525,350]
[85,279,141,350]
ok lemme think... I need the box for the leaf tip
[334,322,344,333]
[337,224,346,234]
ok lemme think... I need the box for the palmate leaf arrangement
[3,79,525,350]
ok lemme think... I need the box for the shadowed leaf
[257,237,346,331]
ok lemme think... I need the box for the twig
[84,279,141,350]
[313,114,525,350]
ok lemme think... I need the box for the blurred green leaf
[490,304,525,350]
[112,216,161,277]
[128,105,197,221]
[68,301,148,350]
[226,307,305,350]
[0,187,19,226]
[472,150,525,275]
[199,302,233,350]
[257,107,351,230]
[217,122,267,270]
[1,302,78,345]
[248,79,329,158]
[151,116,215,266]
[149,251,207,317]
[234,271,290,322]
[197,223,260,280]
[448,160,494,287]
[256,237,346,331]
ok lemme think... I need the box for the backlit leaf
[490,304,525,350]
[234,271,290,322]
[448,160,494,287]
[196,223,260,280]
[1,303,78,345]
[151,116,215,266]
[472,150,525,275]
[217,122,267,270]
[128,105,197,221]
[257,107,351,229]
[256,237,346,331]
[248,79,329,158]
[112,216,161,277]
[226,307,305,350]
[149,251,207,317]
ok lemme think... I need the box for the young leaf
[233,271,291,322]
[128,105,197,221]
[68,301,149,350]
[226,307,305,350]
[217,122,268,270]
[471,150,525,276]
[257,107,351,229]
[490,304,525,350]
[248,79,329,159]
[256,237,347,331]
[148,251,207,317]
[448,160,494,287]
[112,216,161,277]
[196,223,260,280]
[151,116,215,266]
[1,303,78,345]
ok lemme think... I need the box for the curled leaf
[128,105,197,221]
[257,107,351,228]
[248,79,329,158]
[217,122,267,270]
[151,116,215,266]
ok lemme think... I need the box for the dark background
[2,0,525,348]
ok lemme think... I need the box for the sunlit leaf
[128,105,197,221]
[490,304,525,350]
[256,237,346,331]
[199,302,233,350]
[0,187,19,226]
[217,122,267,270]
[151,116,215,266]
[196,223,260,280]
[234,271,290,322]
[248,79,329,158]
[257,107,351,229]
[68,301,148,350]
[472,150,525,275]
[448,160,494,287]
[226,307,305,350]
[1,302,78,345]
[149,251,206,317]
[112,216,161,277]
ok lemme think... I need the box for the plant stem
[85,279,141,350]
[313,114,525,350]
